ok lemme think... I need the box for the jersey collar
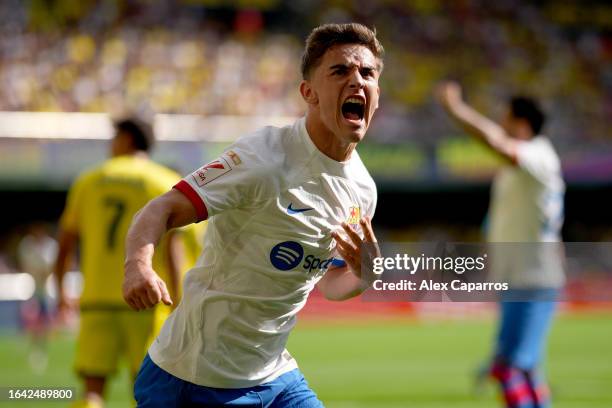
[296,117,358,177]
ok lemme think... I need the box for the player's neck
[305,114,355,162]
[512,124,535,141]
[111,151,149,159]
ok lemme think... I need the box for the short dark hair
[510,96,546,135]
[301,23,384,79]
[114,118,154,152]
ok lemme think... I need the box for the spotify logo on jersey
[270,241,304,271]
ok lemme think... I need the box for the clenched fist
[123,259,173,311]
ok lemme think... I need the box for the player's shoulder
[87,157,180,198]
[522,135,558,154]
[70,160,108,190]
[228,122,298,173]
[518,136,561,168]
[107,156,180,180]
[234,123,292,157]
[516,135,564,187]
[203,122,302,198]
[139,158,181,179]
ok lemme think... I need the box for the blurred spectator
[16,222,58,373]
[17,223,58,302]
[0,0,610,145]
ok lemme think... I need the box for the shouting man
[123,23,383,407]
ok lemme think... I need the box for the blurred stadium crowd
[1,1,612,272]
[0,0,610,147]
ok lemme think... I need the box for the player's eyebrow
[329,63,378,73]
[329,63,348,72]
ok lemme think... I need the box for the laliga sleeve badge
[192,157,232,187]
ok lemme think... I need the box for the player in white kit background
[438,82,564,408]
[122,23,383,407]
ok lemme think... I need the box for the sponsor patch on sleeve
[191,156,232,187]
[226,150,242,166]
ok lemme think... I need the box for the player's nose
[348,68,365,89]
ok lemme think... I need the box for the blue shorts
[134,354,324,408]
[496,290,559,370]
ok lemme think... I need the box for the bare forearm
[123,190,197,310]
[438,83,517,162]
[53,230,77,302]
[125,202,171,268]
[446,102,508,151]
[126,190,197,262]
[54,247,69,290]
[317,266,367,301]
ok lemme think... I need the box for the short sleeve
[516,138,561,185]
[174,144,274,222]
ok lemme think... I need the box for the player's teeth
[345,98,364,105]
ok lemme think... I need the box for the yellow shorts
[74,305,170,378]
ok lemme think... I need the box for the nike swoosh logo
[287,203,313,214]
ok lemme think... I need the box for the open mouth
[341,97,365,122]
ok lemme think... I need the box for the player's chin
[344,128,366,143]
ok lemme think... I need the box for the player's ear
[299,80,318,105]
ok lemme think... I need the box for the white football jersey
[487,136,565,288]
[149,117,377,388]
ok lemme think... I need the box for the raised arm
[437,81,518,163]
[123,188,198,311]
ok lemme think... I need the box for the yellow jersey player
[54,118,203,408]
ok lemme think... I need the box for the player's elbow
[320,289,345,302]
[325,293,352,302]
[316,280,338,301]
[324,289,360,302]
[317,282,359,302]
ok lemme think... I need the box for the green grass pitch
[0,312,610,407]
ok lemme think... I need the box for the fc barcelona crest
[347,206,360,226]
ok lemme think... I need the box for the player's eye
[360,68,374,78]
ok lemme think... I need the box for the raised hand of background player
[436,80,463,110]
[332,217,380,281]
[123,259,173,311]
